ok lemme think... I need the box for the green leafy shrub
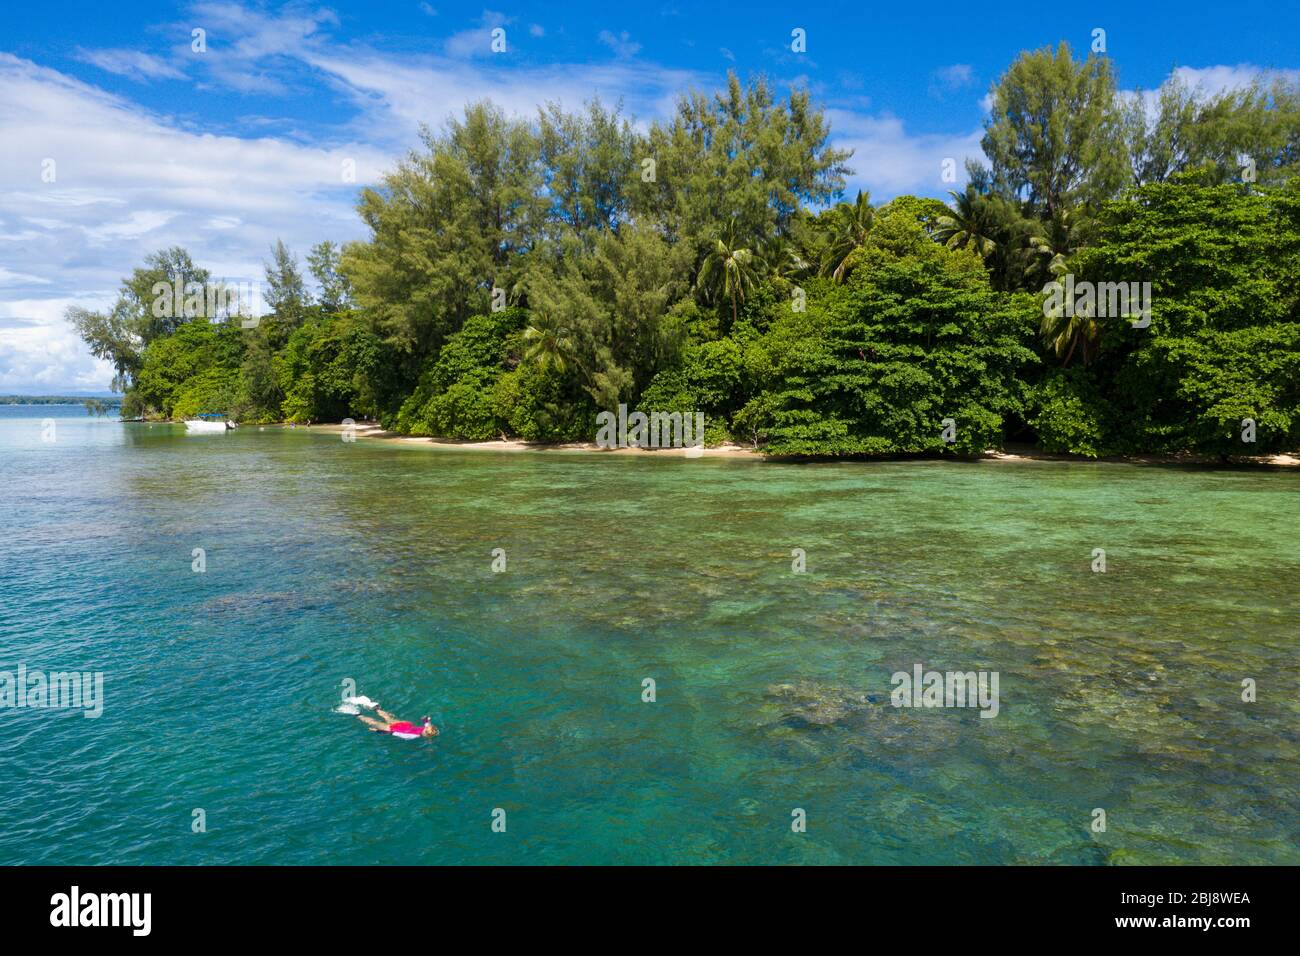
[394,309,527,437]
[757,218,1038,455]
[171,367,241,420]
[1029,368,1113,457]
[492,365,594,442]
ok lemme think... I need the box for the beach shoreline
[306,422,762,458]
[299,422,1300,467]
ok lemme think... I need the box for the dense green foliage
[72,52,1300,458]
[744,210,1040,455]
[1031,178,1300,455]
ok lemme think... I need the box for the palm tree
[698,221,761,326]
[523,313,577,374]
[1040,291,1103,367]
[757,236,811,284]
[935,188,1000,259]
[819,190,874,282]
[1025,207,1091,289]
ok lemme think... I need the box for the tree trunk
[1063,336,1078,367]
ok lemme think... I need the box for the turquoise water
[1,406,1296,865]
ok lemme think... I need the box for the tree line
[72,42,1300,457]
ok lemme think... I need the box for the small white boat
[184,414,235,434]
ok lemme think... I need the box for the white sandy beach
[303,423,1299,466]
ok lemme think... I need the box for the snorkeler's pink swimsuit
[388,721,422,739]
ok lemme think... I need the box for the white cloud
[302,48,702,148]
[75,48,186,82]
[0,52,389,392]
[444,10,513,59]
[445,29,496,59]
[1172,64,1300,95]
[82,210,178,243]
[0,297,115,392]
[0,268,52,287]
[931,63,974,95]
[1120,64,1300,122]
[179,1,340,95]
[191,1,338,60]
[829,110,983,199]
[598,31,641,59]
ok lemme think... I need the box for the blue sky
[2,0,1298,392]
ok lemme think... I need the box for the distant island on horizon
[0,394,122,404]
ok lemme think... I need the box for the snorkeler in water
[357,706,438,739]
